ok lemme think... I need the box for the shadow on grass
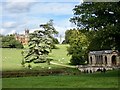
[2,67,119,78]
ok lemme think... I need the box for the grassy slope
[1,45,119,88]
[2,70,119,88]
[2,48,23,71]
[2,44,71,71]
[49,44,71,64]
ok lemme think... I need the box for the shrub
[1,35,23,48]
[70,54,85,65]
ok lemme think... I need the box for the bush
[70,54,85,65]
[1,34,23,49]
[14,40,23,48]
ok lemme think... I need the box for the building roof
[89,50,119,55]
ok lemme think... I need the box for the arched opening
[111,55,116,65]
[101,55,103,64]
[90,57,92,64]
[105,56,107,65]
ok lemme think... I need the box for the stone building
[88,50,120,67]
[14,29,29,45]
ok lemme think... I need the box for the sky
[0,0,82,38]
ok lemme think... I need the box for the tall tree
[23,20,58,66]
[67,29,88,65]
[70,2,120,51]
[40,19,59,48]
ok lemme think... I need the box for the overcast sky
[0,0,82,37]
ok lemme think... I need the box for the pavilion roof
[89,50,119,55]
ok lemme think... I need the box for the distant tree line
[0,34,23,48]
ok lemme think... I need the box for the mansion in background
[14,29,29,45]
[14,29,65,44]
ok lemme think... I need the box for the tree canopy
[70,2,120,51]
[70,2,120,30]
[66,29,88,65]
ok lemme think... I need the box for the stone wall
[88,52,120,67]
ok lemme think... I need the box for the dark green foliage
[67,29,88,65]
[88,24,120,51]
[70,54,84,65]
[50,37,59,49]
[23,30,53,64]
[2,67,81,78]
[70,2,120,30]
[70,2,120,51]
[14,40,24,48]
[52,37,59,44]
[23,20,58,65]
[1,35,23,48]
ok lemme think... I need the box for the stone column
[88,55,92,65]
[107,55,111,66]
[103,55,105,66]
[96,55,99,65]
[92,55,96,66]
[116,56,120,66]
[98,55,100,66]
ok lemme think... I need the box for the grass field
[2,70,119,88]
[49,44,71,64]
[1,44,119,88]
[2,48,23,71]
[2,44,71,71]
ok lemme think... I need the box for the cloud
[0,28,16,35]
[0,3,2,17]
[5,0,37,2]
[0,28,7,35]
[2,21,17,28]
[4,0,37,13]
[53,18,76,35]
[29,2,76,16]
[40,0,80,2]
[23,17,75,35]
[7,29,16,34]
[2,28,23,35]
[4,0,80,3]
[2,0,80,14]
[1,1,80,35]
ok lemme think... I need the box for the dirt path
[50,62,76,68]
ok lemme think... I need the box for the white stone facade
[88,50,120,67]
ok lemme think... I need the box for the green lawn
[2,48,23,71]
[1,45,119,88]
[49,44,71,64]
[2,70,119,88]
[2,44,71,71]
